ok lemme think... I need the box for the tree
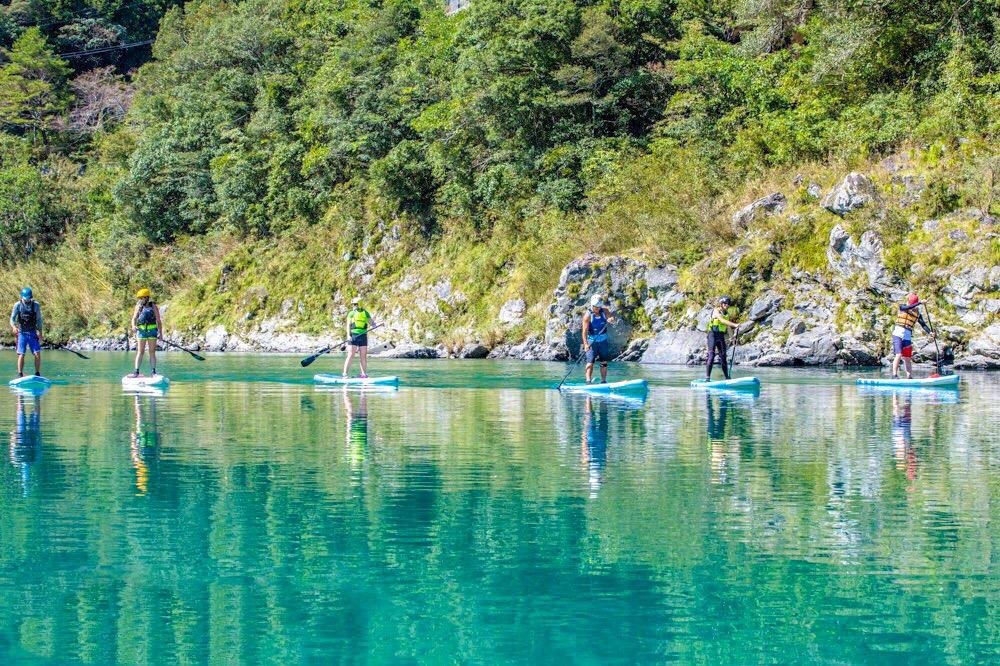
[0,27,71,141]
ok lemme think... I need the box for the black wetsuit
[706,331,730,380]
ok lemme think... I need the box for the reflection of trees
[0,380,994,662]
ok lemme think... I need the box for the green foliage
[0,28,71,139]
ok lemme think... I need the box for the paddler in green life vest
[130,288,164,377]
[343,297,375,378]
[706,296,740,381]
[891,293,934,379]
[9,287,43,378]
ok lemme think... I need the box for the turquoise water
[0,351,998,663]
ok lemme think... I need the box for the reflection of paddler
[892,393,916,486]
[707,395,729,484]
[9,393,41,496]
[344,389,369,468]
[581,396,609,497]
[130,395,161,495]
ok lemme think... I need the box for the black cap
[720,296,732,305]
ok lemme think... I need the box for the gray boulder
[826,225,897,293]
[641,329,705,365]
[822,172,878,215]
[489,337,567,361]
[377,343,439,359]
[498,299,526,326]
[732,192,786,229]
[748,291,784,321]
[784,327,839,364]
[459,343,490,359]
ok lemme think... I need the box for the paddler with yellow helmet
[343,296,376,378]
[130,288,163,377]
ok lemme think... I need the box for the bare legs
[891,354,913,379]
[15,352,40,377]
[342,346,368,377]
[134,339,157,374]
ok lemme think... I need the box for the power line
[59,39,153,59]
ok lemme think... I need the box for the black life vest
[17,302,37,332]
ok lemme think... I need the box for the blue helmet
[20,287,32,300]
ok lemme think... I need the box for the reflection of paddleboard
[690,377,760,390]
[314,374,400,386]
[561,379,648,394]
[856,375,960,388]
[856,384,960,404]
[8,375,52,389]
[122,374,170,390]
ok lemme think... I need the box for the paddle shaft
[558,322,609,390]
[728,327,740,376]
[160,338,206,361]
[301,324,383,367]
[922,304,946,376]
[57,345,89,360]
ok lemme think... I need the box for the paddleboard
[8,375,52,389]
[856,374,959,388]
[690,376,760,390]
[561,379,648,394]
[122,374,170,389]
[314,374,400,386]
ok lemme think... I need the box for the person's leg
[343,346,356,376]
[33,351,40,375]
[892,353,901,378]
[359,346,368,377]
[719,337,730,379]
[902,342,913,378]
[134,340,145,374]
[148,341,157,373]
[706,333,716,379]
[16,353,24,376]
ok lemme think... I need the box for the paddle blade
[190,351,206,362]
[300,355,318,367]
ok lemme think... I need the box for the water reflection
[130,394,161,496]
[581,396,609,497]
[344,388,368,470]
[8,392,42,496]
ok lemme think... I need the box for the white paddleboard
[122,374,170,389]
[690,376,761,390]
[314,374,400,386]
[8,375,52,389]
[856,374,959,388]
[561,379,648,394]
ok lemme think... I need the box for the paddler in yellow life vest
[130,288,163,377]
[343,296,376,378]
[891,293,934,379]
[706,296,739,381]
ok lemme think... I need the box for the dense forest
[0,0,996,341]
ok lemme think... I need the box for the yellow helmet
[135,288,151,299]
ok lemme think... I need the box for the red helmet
[907,293,919,305]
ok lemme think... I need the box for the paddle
[56,345,89,360]
[557,322,609,390]
[160,338,206,361]
[300,324,382,368]
[921,303,949,377]
[728,327,741,377]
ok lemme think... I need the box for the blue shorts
[17,331,40,355]
[892,335,913,358]
[586,339,611,363]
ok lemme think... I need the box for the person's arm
[602,307,615,324]
[34,303,42,343]
[345,312,353,339]
[367,310,376,329]
[130,304,140,331]
[916,311,933,336]
[719,307,739,328]
[581,313,591,350]
[10,303,19,335]
[155,305,164,338]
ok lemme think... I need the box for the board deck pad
[561,379,648,394]
[314,374,400,386]
[690,376,761,390]
[856,374,959,388]
[122,374,170,388]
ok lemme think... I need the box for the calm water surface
[0,352,997,663]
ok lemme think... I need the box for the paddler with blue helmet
[343,296,376,378]
[582,294,616,384]
[9,287,43,378]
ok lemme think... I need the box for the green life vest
[348,308,370,335]
[710,306,738,333]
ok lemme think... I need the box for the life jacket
[137,302,157,331]
[349,308,370,335]
[710,306,738,333]
[587,309,609,343]
[896,306,919,331]
[16,301,37,332]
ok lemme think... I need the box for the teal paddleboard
[314,374,400,386]
[8,375,52,389]
[856,374,959,388]
[122,374,170,389]
[561,379,648,394]
[691,376,760,390]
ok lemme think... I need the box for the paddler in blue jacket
[10,288,43,378]
[582,294,616,384]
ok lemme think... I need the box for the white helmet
[589,294,604,308]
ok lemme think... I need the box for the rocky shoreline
[53,170,1000,370]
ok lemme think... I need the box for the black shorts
[349,333,368,347]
